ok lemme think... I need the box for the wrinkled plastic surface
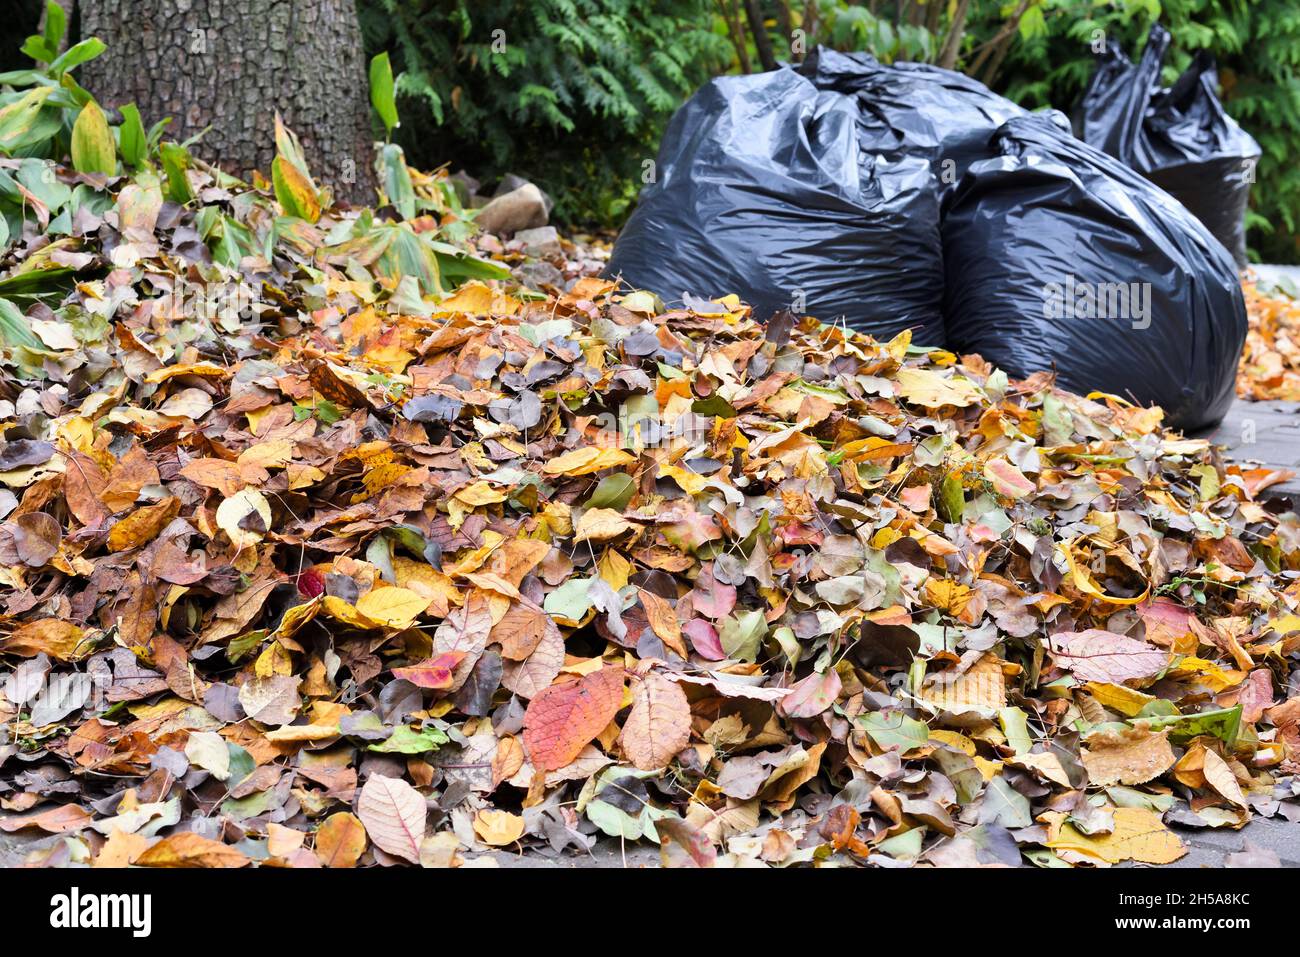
[605,67,946,345]
[797,47,1025,182]
[942,114,1247,432]
[1078,23,1260,266]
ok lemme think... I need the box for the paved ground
[1198,397,1300,507]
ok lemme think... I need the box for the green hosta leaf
[70,100,116,176]
[48,38,106,77]
[117,103,146,167]
[0,87,56,154]
[378,142,415,220]
[369,52,399,136]
[159,142,193,204]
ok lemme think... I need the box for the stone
[473,184,549,235]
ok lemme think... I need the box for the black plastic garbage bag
[605,67,946,345]
[1077,23,1260,266]
[942,113,1246,432]
[797,47,1025,186]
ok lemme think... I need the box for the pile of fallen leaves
[3,150,1300,870]
[1238,276,1300,401]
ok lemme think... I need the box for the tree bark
[743,0,778,72]
[79,0,376,204]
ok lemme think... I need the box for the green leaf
[938,471,964,524]
[543,576,593,621]
[70,100,116,176]
[691,394,737,417]
[718,609,766,662]
[48,38,106,77]
[42,1,67,53]
[369,52,399,136]
[1140,705,1242,747]
[158,142,193,204]
[584,473,636,510]
[377,142,414,219]
[0,87,55,154]
[117,103,146,167]
[858,710,930,752]
[998,706,1033,755]
[0,296,42,352]
[367,724,447,754]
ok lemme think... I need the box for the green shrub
[968,0,1300,264]
[359,0,732,226]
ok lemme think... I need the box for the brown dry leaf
[1081,724,1176,786]
[1047,630,1168,684]
[135,832,251,868]
[1201,748,1249,807]
[314,811,367,867]
[620,672,692,771]
[107,497,182,551]
[0,620,89,661]
[574,507,636,543]
[0,803,93,834]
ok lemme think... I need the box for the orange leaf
[135,832,250,868]
[314,811,367,867]
[522,665,625,771]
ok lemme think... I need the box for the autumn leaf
[543,446,636,476]
[135,832,251,868]
[391,651,465,689]
[355,585,428,630]
[315,811,367,867]
[1047,629,1168,684]
[1046,807,1186,865]
[620,672,691,771]
[473,809,525,846]
[357,774,426,864]
[523,665,625,771]
[1081,724,1176,786]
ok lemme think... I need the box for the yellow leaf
[1061,538,1150,606]
[542,446,636,476]
[272,155,321,223]
[574,507,636,543]
[216,488,272,549]
[473,809,525,846]
[894,368,984,408]
[1046,807,1185,864]
[355,586,427,630]
[1084,682,1156,717]
[70,99,116,176]
[454,481,509,506]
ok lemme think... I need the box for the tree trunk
[78,0,376,204]
[743,0,778,72]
